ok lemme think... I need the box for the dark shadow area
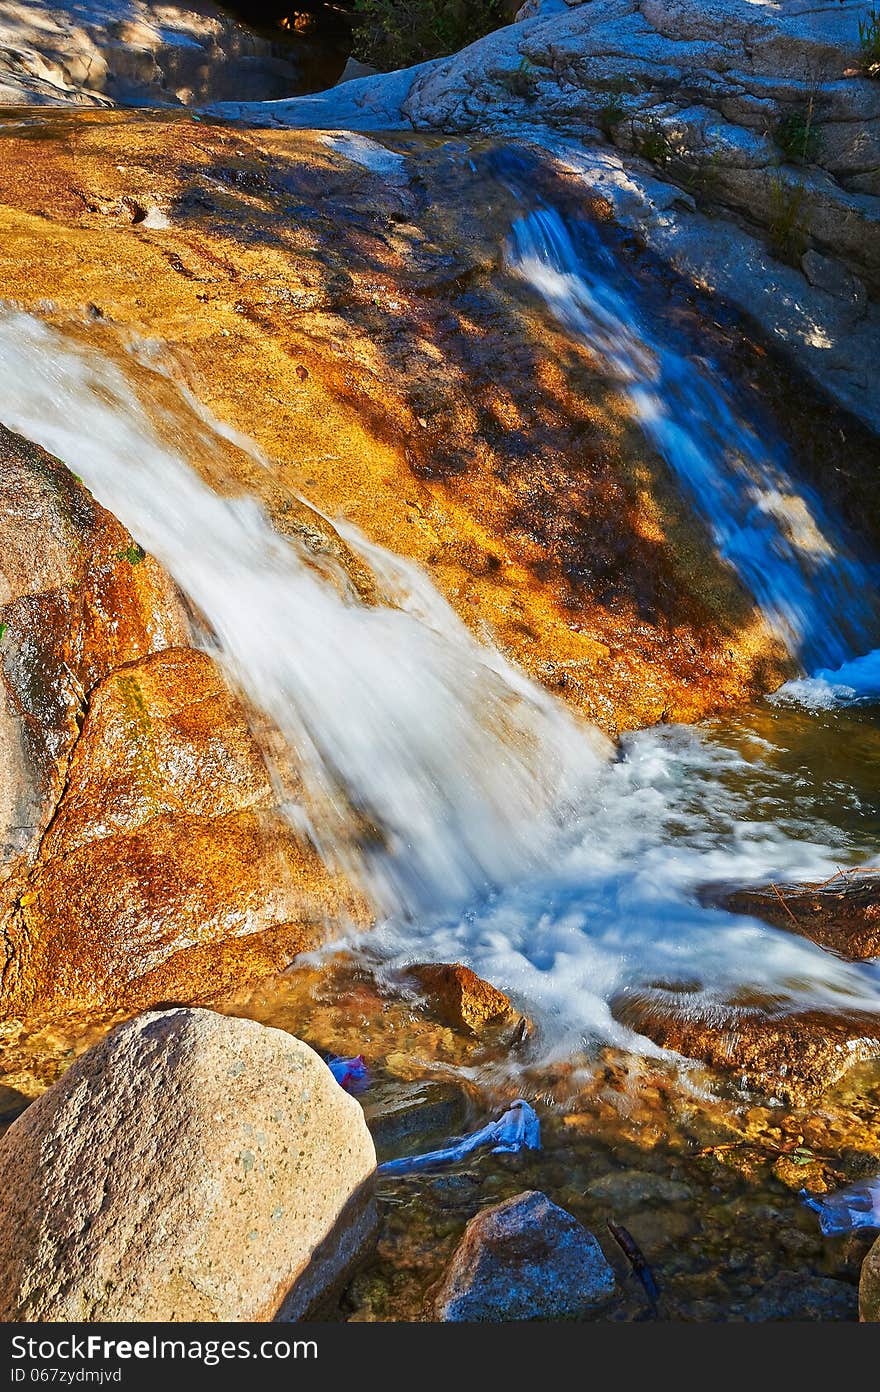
[217,0,354,89]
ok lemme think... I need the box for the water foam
[0,309,877,1060]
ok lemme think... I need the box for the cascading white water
[507,208,880,675]
[0,307,877,1060]
[0,310,608,914]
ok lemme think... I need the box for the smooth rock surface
[0,431,365,1024]
[0,425,188,872]
[1,646,365,1020]
[860,1234,880,1321]
[0,1008,377,1320]
[433,1189,615,1320]
[0,0,308,107]
[0,115,794,739]
[207,0,880,434]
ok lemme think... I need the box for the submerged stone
[432,1190,616,1321]
[585,1168,691,1210]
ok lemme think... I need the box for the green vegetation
[634,117,673,168]
[116,542,146,567]
[775,107,820,165]
[677,145,723,203]
[0,622,6,644]
[768,175,810,264]
[598,93,626,138]
[352,0,505,70]
[497,58,540,101]
[858,6,880,74]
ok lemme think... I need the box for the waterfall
[0,305,877,1055]
[0,310,608,915]
[507,207,880,675]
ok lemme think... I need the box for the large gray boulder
[433,1190,616,1321]
[0,1008,377,1320]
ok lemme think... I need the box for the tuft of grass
[677,145,724,202]
[116,542,146,567]
[768,175,810,264]
[0,622,6,644]
[775,107,820,165]
[634,116,673,168]
[858,6,880,75]
[598,92,626,138]
[497,58,540,101]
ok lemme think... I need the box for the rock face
[209,0,880,435]
[237,0,879,285]
[409,962,528,1037]
[0,424,188,870]
[0,1,309,107]
[0,112,808,740]
[708,875,880,961]
[860,1235,880,1322]
[432,1190,615,1321]
[0,431,365,1024]
[613,988,880,1103]
[0,1008,377,1321]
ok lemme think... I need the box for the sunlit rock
[704,874,880,962]
[407,962,531,1038]
[612,987,880,1104]
[0,1008,377,1320]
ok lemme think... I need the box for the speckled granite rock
[0,1008,377,1320]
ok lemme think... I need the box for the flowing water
[506,206,880,674]
[2,160,880,1318]
[0,292,878,1065]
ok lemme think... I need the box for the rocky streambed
[0,0,878,1326]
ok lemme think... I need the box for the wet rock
[622,1207,697,1255]
[772,1154,833,1194]
[0,1008,377,1321]
[586,1168,691,1210]
[706,875,880,962]
[408,962,530,1038]
[363,1078,473,1159]
[1,646,365,1021]
[860,1234,880,1321]
[210,0,880,435]
[0,117,801,737]
[728,1272,858,1322]
[0,426,188,871]
[432,1190,615,1321]
[612,989,880,1104]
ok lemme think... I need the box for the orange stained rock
[0,109,797,737]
